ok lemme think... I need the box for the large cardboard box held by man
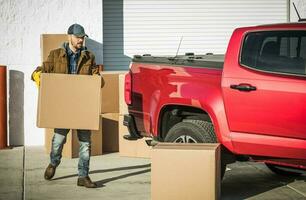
[37,73,101,130]
[151,143,221,200]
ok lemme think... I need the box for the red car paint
[126,23,306,169]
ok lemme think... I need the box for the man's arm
[31,50,55,86]
[41,50,55,73]
[90,54,100,75]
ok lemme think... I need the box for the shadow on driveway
[221,163,306,200]
[52,164,151,187]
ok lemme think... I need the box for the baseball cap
[67,23,88,37]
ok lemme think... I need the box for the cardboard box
[100,71,128,114]
[102,113,120,152]
[41,34,67,62]
[37,73,101,130]
[119,115,151,158]
[118,73,129,115]
[151,143,221,200]
[45,117,103,158]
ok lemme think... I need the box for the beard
[72,40,83,50]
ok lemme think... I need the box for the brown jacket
[32,42,99,77]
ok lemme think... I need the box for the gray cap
[67,23,88,37]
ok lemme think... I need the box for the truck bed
[132,54,224,69]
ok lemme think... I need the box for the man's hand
[91,65,101,75]
[31,69,41,87]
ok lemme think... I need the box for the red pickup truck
[123,22,306,177]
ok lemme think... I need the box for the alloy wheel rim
[174,135,197,143]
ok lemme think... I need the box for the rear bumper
[123,114,143,140]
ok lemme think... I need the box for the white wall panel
[124,0,288,55]
[290,0,306,22]
[104,0,288,70]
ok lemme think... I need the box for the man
[32,24,99,188]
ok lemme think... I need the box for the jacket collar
[59,42,89,59]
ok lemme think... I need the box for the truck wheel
[266,163,303,177]
[164,120,226,179]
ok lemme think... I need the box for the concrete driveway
[0,146,305,200]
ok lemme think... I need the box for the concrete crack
[286,184,306,198]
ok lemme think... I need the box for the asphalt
[0,146,305,200]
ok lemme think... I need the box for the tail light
[124,72,132,105]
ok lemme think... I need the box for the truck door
[222,30,306,140]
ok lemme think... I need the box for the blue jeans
[50,129,91,177]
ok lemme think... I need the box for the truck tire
[164,120,226,179]
[266,163,303,177]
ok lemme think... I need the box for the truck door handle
[230,84,257,92]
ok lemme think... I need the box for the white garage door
[103,0,288,70]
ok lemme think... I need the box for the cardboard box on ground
[102,113,151,157]
[118,115,151,158]
[151,143,221,200]
[101,113,119,152]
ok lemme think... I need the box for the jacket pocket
[42,61,54,73]
[79,64,91,75]
[54,62,67,73]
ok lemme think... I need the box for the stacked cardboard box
[100,71,151,157]
[100,71,126,153]
[151,143,221,200]
[100,71,127,114]
[40,34,67,62]
[101,113,120,152]
[118,115,151,158]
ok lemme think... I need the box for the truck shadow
[221,162,306,199]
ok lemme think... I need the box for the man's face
[69,35,84,50]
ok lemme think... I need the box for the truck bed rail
[132,54,224,69]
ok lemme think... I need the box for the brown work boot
[77,176,97,188]
[44,164,56,180]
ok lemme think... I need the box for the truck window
[240,31,306,76]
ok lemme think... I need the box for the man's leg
[76,129,96,188]
[44,128,70,180]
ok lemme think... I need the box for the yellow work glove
[32,70,41,87]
